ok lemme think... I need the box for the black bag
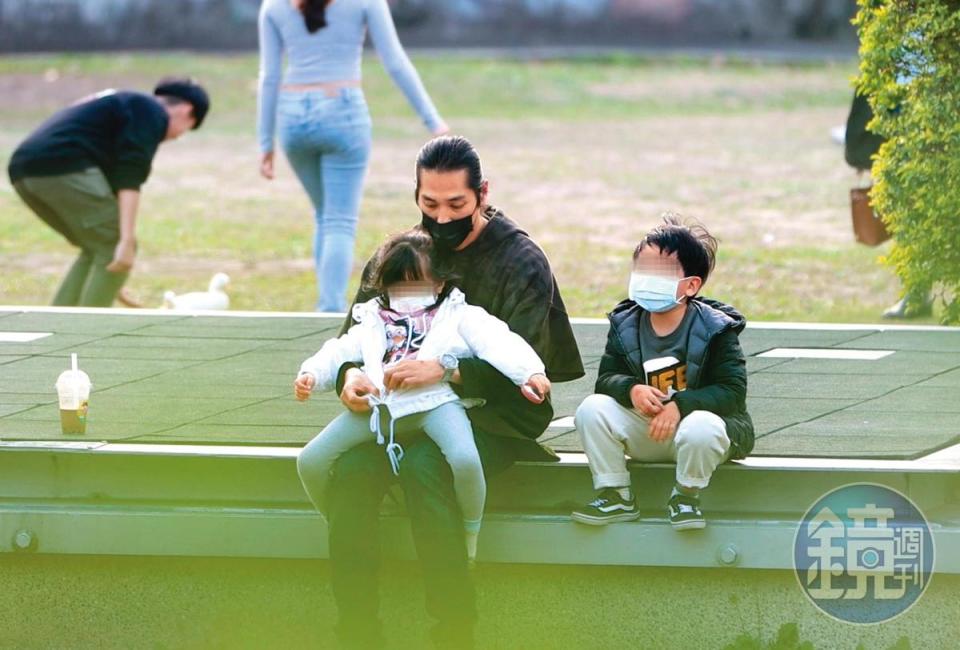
[844,91,886,171]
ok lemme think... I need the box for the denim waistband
[279,86,365,102]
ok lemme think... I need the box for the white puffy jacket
[299,287,546,421]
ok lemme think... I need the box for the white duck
[163,273,230,311]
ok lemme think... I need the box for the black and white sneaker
[571,488,640,525]
[668,493,706,530]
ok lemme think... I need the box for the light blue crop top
[257,0,443,152]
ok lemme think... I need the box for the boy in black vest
[572,214,753,530]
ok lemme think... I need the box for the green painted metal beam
[1,443,958,573]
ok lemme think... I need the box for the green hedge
[855,0,960,324]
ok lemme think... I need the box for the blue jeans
[278,88,371,312]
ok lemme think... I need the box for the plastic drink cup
[55,353,91,434]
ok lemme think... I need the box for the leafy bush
[854,0,960,324]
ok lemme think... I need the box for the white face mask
[387,282,438,314]
[628,272,684,313]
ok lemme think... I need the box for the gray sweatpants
[575,393,731,490]
[297,400,485,531]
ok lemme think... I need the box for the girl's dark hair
[415,135,484,201]
[633,212,718,284]
[364,228,458,308]
[301,0,330,33]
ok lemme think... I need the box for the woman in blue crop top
[257,0,448,312]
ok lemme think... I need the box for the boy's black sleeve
[672,329,747,417]
[595,326,641,409]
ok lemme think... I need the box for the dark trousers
[328,430,516,649]
[327,358,555,649]
[12,168,127,307]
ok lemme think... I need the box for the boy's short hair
[633,212,718,284]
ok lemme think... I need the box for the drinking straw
[71,353,79,401]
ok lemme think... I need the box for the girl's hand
[260,151,275,180]
[521,373,551,404]
[294,373,316,401]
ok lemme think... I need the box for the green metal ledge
[1,441,958,573]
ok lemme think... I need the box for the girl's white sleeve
[298,324,365,393]
[456,306,546,385]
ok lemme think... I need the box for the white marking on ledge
[3,308,957,332]
[548,416,575,428]
[556,451,960,471]
[570,316,960,333]
[0,441,957,471]
[0,306,346,320]
[757,348,894,360]
[0,331,52,343]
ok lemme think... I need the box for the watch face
[441,354,458,370]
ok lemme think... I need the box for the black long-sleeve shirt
[8,90,169,194]
[337,208,585,445]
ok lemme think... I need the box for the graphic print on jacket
[380,308,437,365]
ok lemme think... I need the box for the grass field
[0,51,929,322]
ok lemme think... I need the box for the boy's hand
[630,384,666,416]
[294,373,316,401]
[521,373,551,404]
[648,401,681,442]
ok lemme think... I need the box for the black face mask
[421,211,474,252]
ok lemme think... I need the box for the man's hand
[106,238,136,273]
[259,151,275,180]
[521,373,551,404]
[116,287,144,308]
[383,359,443,391]
[294,373,316,402]
[630,384,666,417]
[341,367,379,413]
[648,401,681,443]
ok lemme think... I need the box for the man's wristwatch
[439,353,459,383]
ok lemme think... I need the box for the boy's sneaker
[571,488,640,525]
[667,492,706,530]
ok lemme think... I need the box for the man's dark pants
[328,433,515,647]
[327,367,552,649]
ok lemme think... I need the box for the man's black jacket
[336,208,585,458]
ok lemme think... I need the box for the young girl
[294,229,551,560]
